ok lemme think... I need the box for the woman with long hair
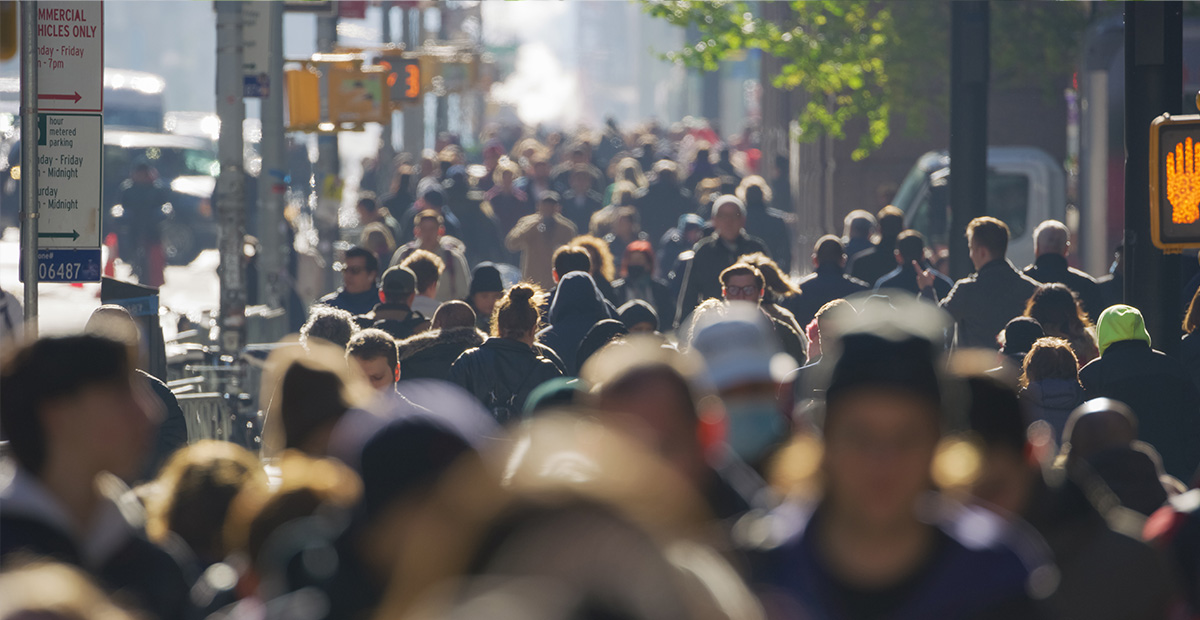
[1018,336,1085,444]
[1023,283,1099,366]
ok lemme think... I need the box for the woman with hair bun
[448,283,564,424]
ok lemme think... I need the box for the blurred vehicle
[893,146,1067,271]
[105,130,219,265]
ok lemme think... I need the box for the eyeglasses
[724,285,761,298]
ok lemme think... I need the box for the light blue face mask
[724,398,786,464]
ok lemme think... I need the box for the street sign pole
[257,0,287,326]
[19,0,38,335]
[216,0,247,356]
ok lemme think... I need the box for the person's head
[493,283,544,343]
[615,157,646,188]
[467,263,505,321]
[1060,398,1138,469]
[738,252,799,300]
[998,316,1044,364]
[679,213,706,244]
[537,191,561,218]
[813,299,851,351]
[617,299,659,334]
[493,157,520,189]
[347,328,400,392]
[414,209,445,245]
[380,265,418,307]
[421,186,446,210]
[652,159,678,185]
[572,235,616,282]
[401,250,443,298]
[1033,219,1071,258]
[964,374,1035,516]
[621,240,655,280]
[356,193,379,222]
[131,162,155,184]
[1024,283,1091,336]
[966,216,1010,270]
[431,300,477,331]
[821,331,945,528]
[894,230,928,266]
[530,153,551,180]
[711,195,747,241]
[483,140,504,169]
[613,206,640,239]
[1095,304,1151,356]
[569,165,594,194]
[1019,337,1080,389]
[842,209,877,242]
[552,245,592,282]
[813,234,847,269]
[146,440,268,562]
[1183,286,1200,335]
[341,246,379,295]
[301,306,358,349]
[735,175,772,207]
[610,181,638,208]
[84,305,143,368]
[720,263,764,304]
[876,205,905,244]
[1,335,159,482]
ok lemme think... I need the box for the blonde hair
[736,175,773,205]
[572,235,616,282]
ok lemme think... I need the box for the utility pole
[378,0,395,196]
[257,0,287,330]
[402,4,425,158]
[19,1,38,335]
[315,11,339,292]
[947,1,990,280]
[215,0,247,355]
[1124,2,1183,356]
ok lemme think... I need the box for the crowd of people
[4,120,1200,620]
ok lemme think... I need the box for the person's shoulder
[1067,266,1100,284]
[845,274,870,290]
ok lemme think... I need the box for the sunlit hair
[613,157,647,188]
[736,175,773,205]
[146,440,268,561]
[610,181,638,207]
[572,235,616,282]
[1024,283,1092,337]
[738,252,800,298]
[0,562,140,620]
[1184,286,1200,334]
[1019,337,1080,389]
[719,263,764,291]
[492,157,521,186]
[493,283,545,340]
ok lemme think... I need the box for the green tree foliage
[645,1,1087,160]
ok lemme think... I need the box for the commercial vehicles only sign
[36,1,103,113]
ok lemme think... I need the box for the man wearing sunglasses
[318,246,381,316]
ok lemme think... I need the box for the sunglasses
[724,285,761,297]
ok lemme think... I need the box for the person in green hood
[1079,304,1200,480]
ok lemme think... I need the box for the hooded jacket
[1080,305,1200,479]
[397,326,487,382]
[448,338,564,425]
[1019,379,1086,444]
[537,272,614,375]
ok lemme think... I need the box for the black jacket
[319,286,381,317]
[744,200,793,273]
[676,232,769,324]
[448,338,564,424]
[612,275,676,332]
[355,303,429,341]
[142,370,188,481]
[940,259,1040,350]
[397,326,487,383]
[537,273,613,375]
[849,240,900,288]
[1079,340,1200,480]
[874,262,954,300]
[786,265,870,327]
[1183,331,1200,393]
[1023,253,1105,321]
[634,181,694,242]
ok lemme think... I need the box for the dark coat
[537,273,613,375]
[1079,340,1200,480]
[940,259,1040,350]
[1019,379,1086,444]
[676,232,769,324]
[397,326,486,382]
[355,303,429,341]
[143,370,188,480]
[744,200,793,273]
[634,180,694,242]
[484,186,532,235]
[848,241,900,288]
[319,286,380,317]
[561,189,605,234]
[785,265,870,327]
[448,338,564,425]
[874,262,954,300]
[1023,253,1105,321]
[612,275,676,332]
[1182,331,1200,393]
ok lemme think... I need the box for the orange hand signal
[1166,136,1200,224]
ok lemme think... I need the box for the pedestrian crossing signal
[1149,113,1200,251]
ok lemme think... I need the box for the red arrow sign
[38,92,82,104]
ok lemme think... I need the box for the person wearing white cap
[675,194,770,326]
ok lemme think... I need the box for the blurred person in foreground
[750,300,1046,619]
[787,235,870,328]
[940,217,1040,350]
[677,195,769,324]
[0,562,142,620]
[317,246,381,317]
[0,335,189,620]
[962,378,1175,620]
[449,283,564,424]
[396,301,486,383]
[1079,304,1200,481]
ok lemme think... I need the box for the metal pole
[948,1,990,280]
[378,1,395,197]
[316,12,339,294]
[402,6,425,158]
[257,0,286,324]
[19,1,38,336]
[216,0,247,355]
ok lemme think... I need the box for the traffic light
[285,67,321,130]
[1149,113,1200,251]
[328,66,389,125]
[375,49,422,108]
[1,2,16,61]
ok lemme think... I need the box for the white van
[892,146,1066,270]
